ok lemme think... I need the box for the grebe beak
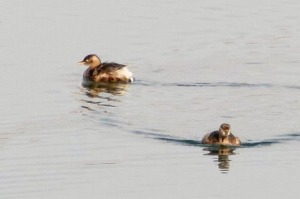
[78,61,86,65]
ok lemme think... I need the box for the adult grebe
[78,54,133,83]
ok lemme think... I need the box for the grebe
[78,54,133,83]
[202,123,241,146]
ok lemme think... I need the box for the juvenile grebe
[78,54,133,83]
[202,123,241,146]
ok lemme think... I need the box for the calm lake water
[1,0,300,198]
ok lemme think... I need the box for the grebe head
[219,123,231,138]
[78,54,101,69]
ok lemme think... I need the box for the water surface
[0,0,300,198]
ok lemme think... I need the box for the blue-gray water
[1,0,300,198]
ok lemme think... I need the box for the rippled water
[1,0,300,198]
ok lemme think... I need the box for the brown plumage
[202,123,241,146]
[78,54,133,83]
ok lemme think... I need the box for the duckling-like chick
[78,54,133,83]
[202,123,241,146]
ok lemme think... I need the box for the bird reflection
[82,79,129,97]
[203,145,237,173]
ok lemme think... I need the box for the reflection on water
[82,79,129,97]
[203,145,237,173]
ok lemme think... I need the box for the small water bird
[202,123,241,146]
[78,54,133,83]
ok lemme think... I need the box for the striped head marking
[219,123,231,137]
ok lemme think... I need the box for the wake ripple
[134,80,300,90]
[132,129,300,148]
[134,80,273,88]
